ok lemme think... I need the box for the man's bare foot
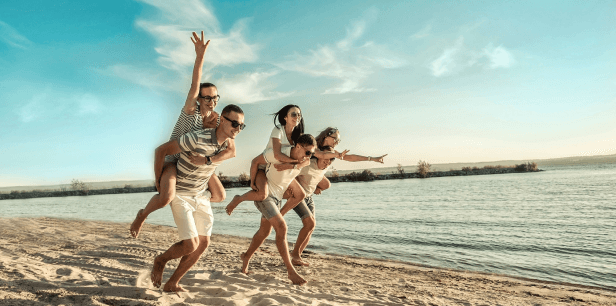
[130,209,146,238]
[240,252,253,274]
[150,255,165,288]
[163,283,186,293]
[291,256,309,267]
[225,195,241,215]
[288,271,307,286]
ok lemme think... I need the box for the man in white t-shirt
[240,134,317,286]
[283,146,335,266]
[149,105,246,292]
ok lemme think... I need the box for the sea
[1,163,614,289]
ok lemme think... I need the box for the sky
[1,0,615,187]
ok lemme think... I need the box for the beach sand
[0,217,614,305]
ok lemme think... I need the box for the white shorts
[170,193,214,240]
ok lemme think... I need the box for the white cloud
[484,44,515,69]
[430,37,515,77]
[0,20,32,49]
[412,24,432,40]
[431,37,463,77]
[217,71,294,104]
[135,0,258,70]
[277,11,405,94]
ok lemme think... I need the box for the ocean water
[1,164,615,289]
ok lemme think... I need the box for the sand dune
[0,217,614,305]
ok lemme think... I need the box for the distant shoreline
[0,164,540,201]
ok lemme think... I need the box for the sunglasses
[223,115,246,130]
[199,95,220,103]
[327,134,340,145]
[289,112,301,118]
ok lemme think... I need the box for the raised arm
[342,153,387,163]
[272,138,299,163]
[184,31,210,115]
[154,140,183,191]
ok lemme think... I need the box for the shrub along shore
[0,162,540,200]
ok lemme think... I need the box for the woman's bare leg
[225,170,268,215]
[130,163,177,238]
[208,173,226,203]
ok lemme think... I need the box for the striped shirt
[175,128,228,196]
[166,105,220,162]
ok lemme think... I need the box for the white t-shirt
[264,126,291,151]
[296,159,329,196]
[263,146,301,200]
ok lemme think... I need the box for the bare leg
[208,174,226,203]
[150,236,199,288]
[226,170,268,215]
[279,180,305,216]
[291,217,315,266]
[241,217,272,274]
[131,163,177,238]
[268,214,307,285]
[164,236,210,292]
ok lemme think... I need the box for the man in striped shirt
[150,104,245,292]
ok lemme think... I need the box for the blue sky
[1,0,615,187]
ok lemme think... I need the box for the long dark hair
[273,104,304,144]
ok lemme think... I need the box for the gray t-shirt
[296,159,329,196]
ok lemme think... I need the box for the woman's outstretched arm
[184,31,210,115]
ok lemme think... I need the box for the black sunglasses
[223,115,246,130]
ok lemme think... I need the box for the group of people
[129,31,387,291]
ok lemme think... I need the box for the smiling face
[322,130,341,148]
[198,86,218,111]
[316,156,333,170]
[291,143,315,161]
[284,106,302,128]
[220,111,244,140]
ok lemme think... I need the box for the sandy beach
[0,217,614,305]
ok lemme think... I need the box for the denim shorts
[254,196,282,220]
[293,196,315,220]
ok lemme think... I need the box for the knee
[181,238,199,254]
[197,237,210,253]
[306,217,316,231]
[272,221,287,235]
[256,190,268,202]
[296,188,306,200]
[160,188,175,204]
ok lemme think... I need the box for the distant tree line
[0,163,540,200]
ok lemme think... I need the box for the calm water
[2,164,615,289]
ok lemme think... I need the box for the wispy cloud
[17,90,103,122]
[0,20,32,49]
[411,24,432,40]
[135,0,258,71]
[277,9,406,94]
[484,44,515,69]
[430,37,515,77]
[431,37,464,77]
[217,70,294,104]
